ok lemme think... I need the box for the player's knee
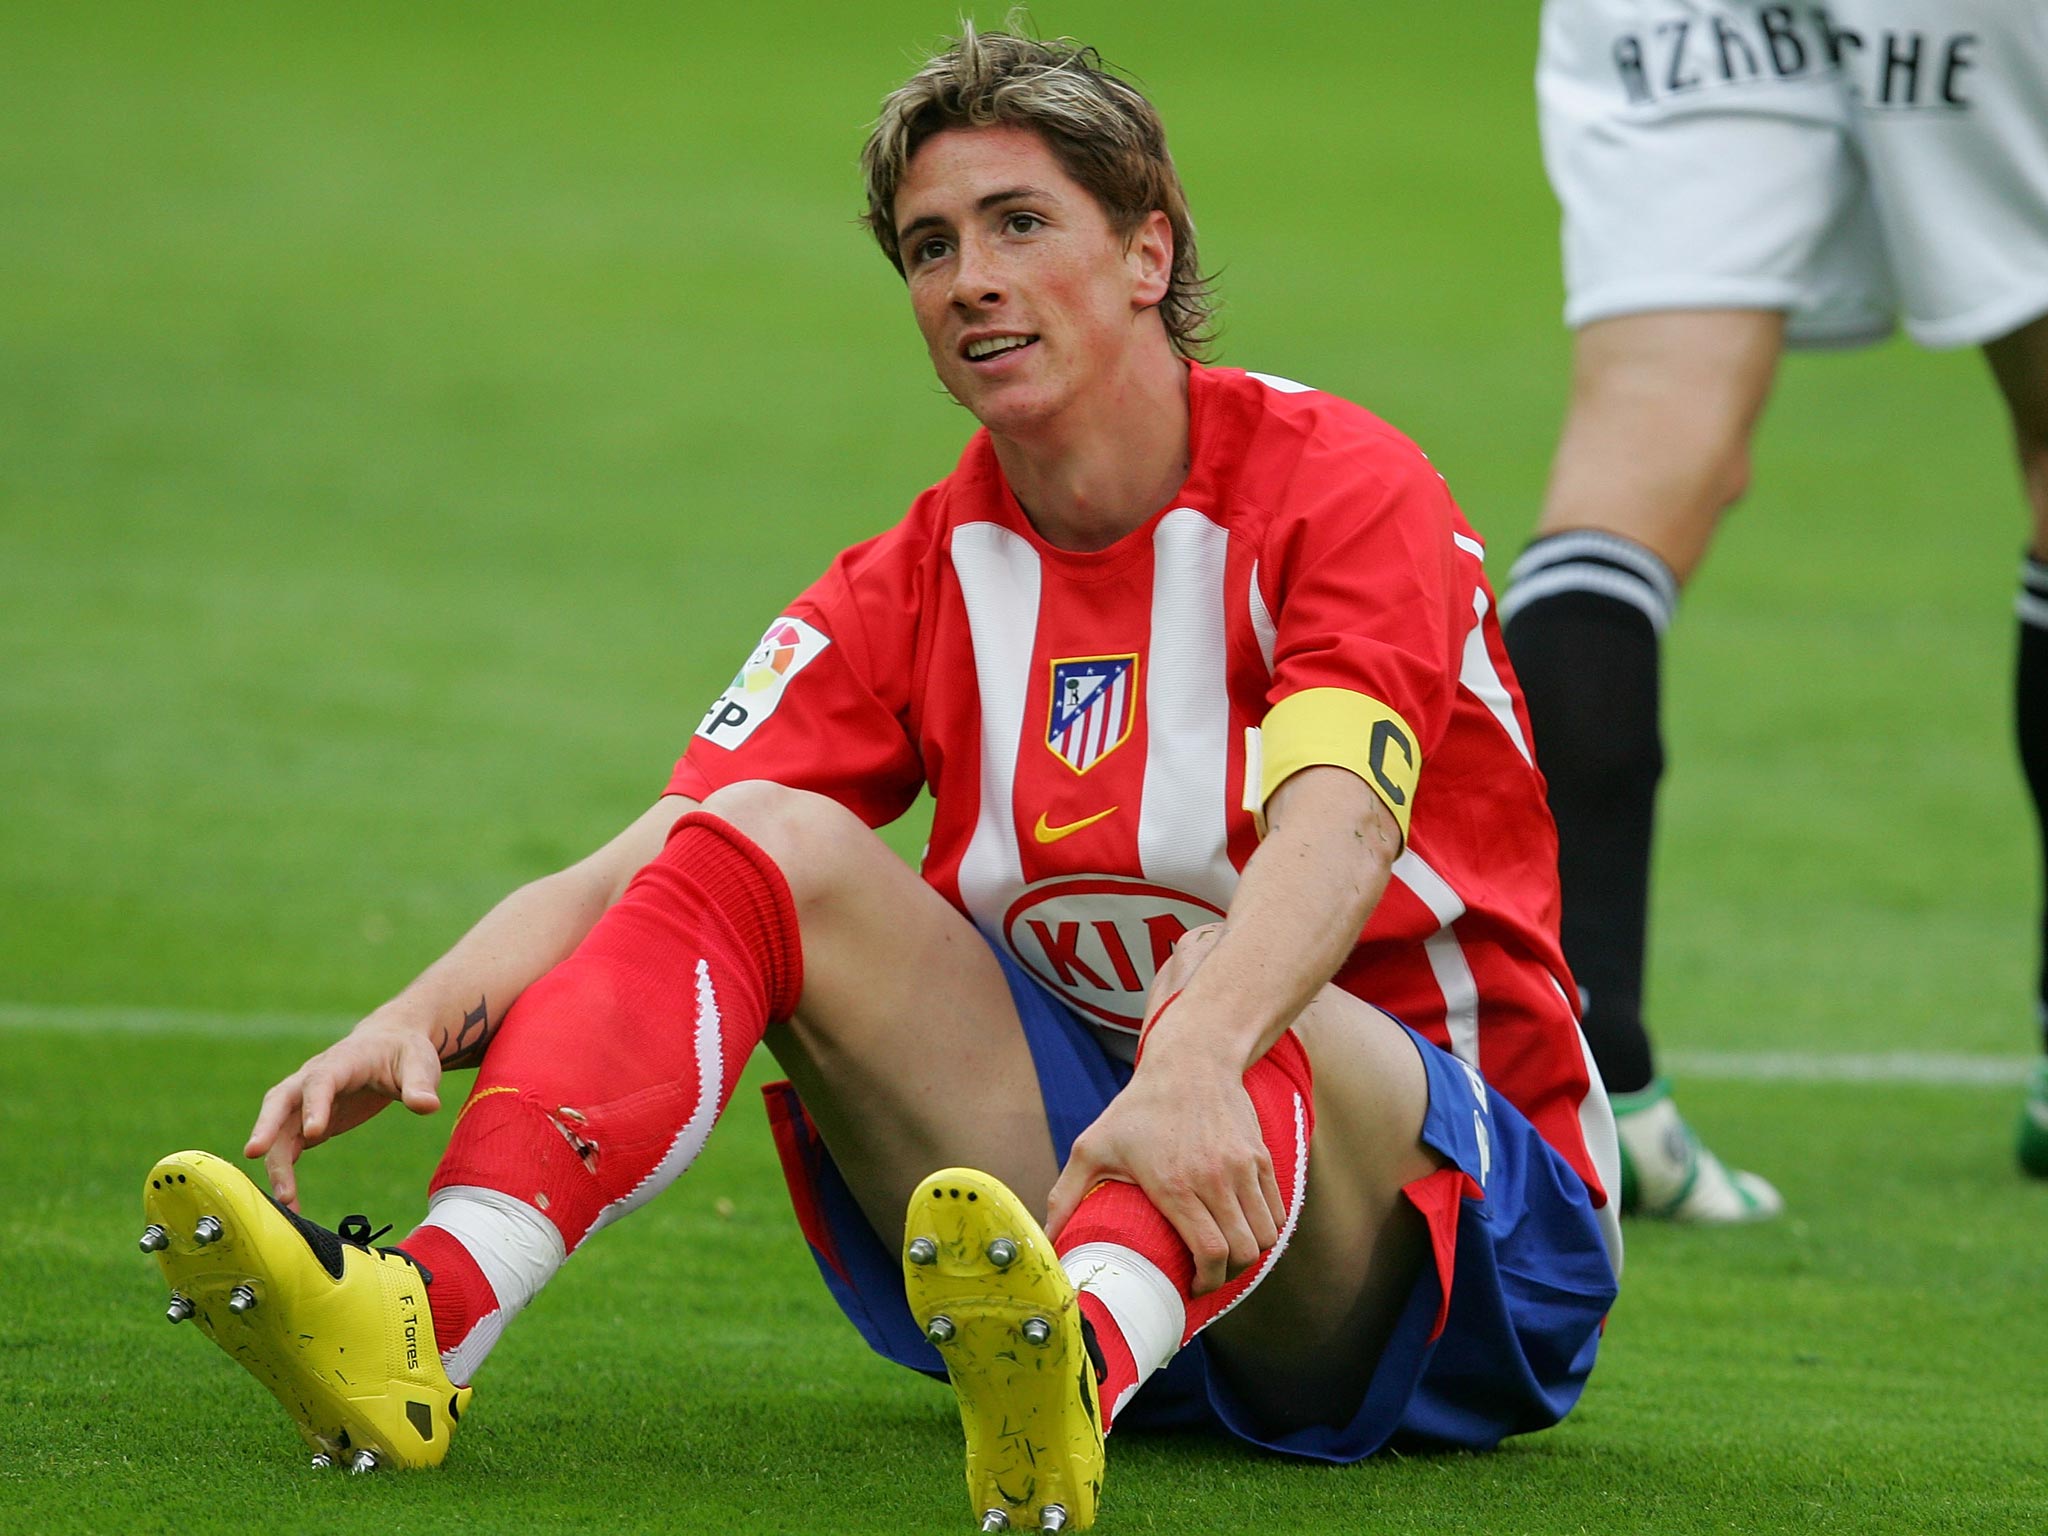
[1710,439,1754,517]
[697,779,867,903]
[1560,351,1761,548]
[2017,439,2048,552]
[1648,419,1753,529]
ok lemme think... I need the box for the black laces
[337,1214,394,1248]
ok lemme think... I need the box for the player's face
[892,124,1170,437]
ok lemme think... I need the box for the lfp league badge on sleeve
[696,617,831,749]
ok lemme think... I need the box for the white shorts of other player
[1538,0,2048,348]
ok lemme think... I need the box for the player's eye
[909,235,952,266]
[1003,211,1043,235]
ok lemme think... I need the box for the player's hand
[1045,1052,1285,1295]
[244,1016,445,1209]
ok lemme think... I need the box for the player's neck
[991,346,1190,553]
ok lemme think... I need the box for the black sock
[2016,555,2048,1052]
[1501,531,1679,1096]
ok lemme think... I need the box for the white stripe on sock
[1507,530,1679,612]
[588,957,727,1236]
[1497,564,1672,634]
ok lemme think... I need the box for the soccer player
[140,29,1620,1529]
[1502,0,2048,1217]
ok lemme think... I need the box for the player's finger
[1045,1145,1108,1238]
[1236,1170,1280,1256]
[264,1133,303,1210]
[298,1068,337,1144]
[1211,1182,1267,1281]
[244,1078,301,1159]
[1168,1196,1232,1295]
[398,1037,443,1116]
[1256,1150,1285,1238]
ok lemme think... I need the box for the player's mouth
[961,332,1039,367]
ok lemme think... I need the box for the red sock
[415,810,802,1358]
[1058,1025,1314,1430]
[399,1224,498,1358]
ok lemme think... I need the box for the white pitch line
[0,1002,2034,1085]
[0,1002,347,1040]
[1662,1049,2032,1087]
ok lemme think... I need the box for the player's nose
[949,232,1005,310]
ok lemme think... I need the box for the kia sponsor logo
[1002,876,1227,1028]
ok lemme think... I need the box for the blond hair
[861,23,1216,358]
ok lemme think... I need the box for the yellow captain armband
[1248,688,1420,843]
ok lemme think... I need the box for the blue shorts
[762,944,1618,1461]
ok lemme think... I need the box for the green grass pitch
[4,2,2045,1531]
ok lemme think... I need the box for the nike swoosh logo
[1033,806,1120,844]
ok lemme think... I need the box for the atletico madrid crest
[1046,654,1138,773]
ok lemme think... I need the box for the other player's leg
[1988,310,2048,1176]
[1502,308,1786,1222]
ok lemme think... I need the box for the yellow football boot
[903,1168,1103,1533]
[141,1149,471,1471]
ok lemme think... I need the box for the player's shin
[1499,530,1676,1097]
[1054,1030,1314,1429]
[2013,555,2048,1175]
[2016,556,2048,1041]
[404,810,804,1379]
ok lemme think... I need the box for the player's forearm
[365,794,696,1067]
[362,866,615,1067]
[1142,766,1397,1075]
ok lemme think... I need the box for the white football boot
[1613,1080,1784,1223]
[2017,1058,2048,1178]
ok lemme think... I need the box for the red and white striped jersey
[672,364,1615,1215]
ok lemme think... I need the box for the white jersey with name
[1540,0,2048,347]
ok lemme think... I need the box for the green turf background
[3,2,2044,1531]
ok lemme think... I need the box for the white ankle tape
[422,1185,567,1317]
[1061,1242,1186,1384]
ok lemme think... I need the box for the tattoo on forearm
[438,996,495,1069]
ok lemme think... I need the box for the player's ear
[1125,210,1172,310]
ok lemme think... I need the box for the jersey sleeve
[1252,428,1472,845]
[667,535,926,828]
